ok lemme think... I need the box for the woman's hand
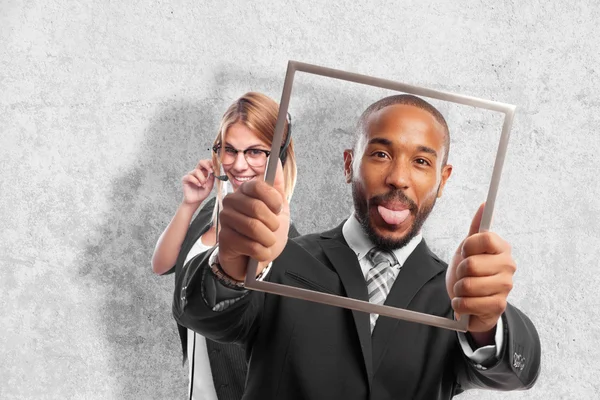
[181,159,216,206]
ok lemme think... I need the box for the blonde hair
[210,92,297,228]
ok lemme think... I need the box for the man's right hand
[217,159,290,281]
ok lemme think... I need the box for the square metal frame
[244,60,516,333]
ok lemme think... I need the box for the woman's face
[220,122,271,191]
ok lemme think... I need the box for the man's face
[343,104,452,250]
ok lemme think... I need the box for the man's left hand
[446,203,516,343]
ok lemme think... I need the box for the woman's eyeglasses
[212,144,271,167]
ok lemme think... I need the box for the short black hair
[355,94,450,165]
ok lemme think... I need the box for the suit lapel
[175,197,215,273]
[371,240,446,374]
[173,197,215,363]
[318,224,373,388]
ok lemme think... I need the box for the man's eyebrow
[416,145,438,158]
[367,137,393,146]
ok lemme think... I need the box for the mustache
[370,190,417,212]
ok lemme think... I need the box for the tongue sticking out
[377,205,410,225]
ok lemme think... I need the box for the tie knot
[366,247,397,268]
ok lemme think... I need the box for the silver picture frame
[243,60,516,333]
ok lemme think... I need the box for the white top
[184,236,218,400]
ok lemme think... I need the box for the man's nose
[385,159,411,190]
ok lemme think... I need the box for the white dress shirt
[342,213,503,366]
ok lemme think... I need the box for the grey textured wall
[1,1,599,399]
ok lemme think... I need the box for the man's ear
[437,164,453,198]
[343,149,354,183]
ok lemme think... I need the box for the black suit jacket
[163,197,300,400]
[173,222,541,400]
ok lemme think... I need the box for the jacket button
[181,286,187,307]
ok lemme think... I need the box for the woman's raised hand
[181,159,216,205]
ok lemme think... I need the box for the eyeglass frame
[211,144,272,167]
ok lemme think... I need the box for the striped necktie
[365,247,398,333]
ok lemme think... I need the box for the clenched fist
[446,203,516,343]
[217,160,290,281]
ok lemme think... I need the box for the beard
[351,182,437,251]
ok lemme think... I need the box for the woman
[152,92,299,400]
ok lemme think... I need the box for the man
[173,95,541,399]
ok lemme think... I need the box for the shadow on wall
[76,95,223,399]
[76,63,374,399]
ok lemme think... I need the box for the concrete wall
[1,1,598,398]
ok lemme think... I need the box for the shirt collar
[342,212,423,267]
